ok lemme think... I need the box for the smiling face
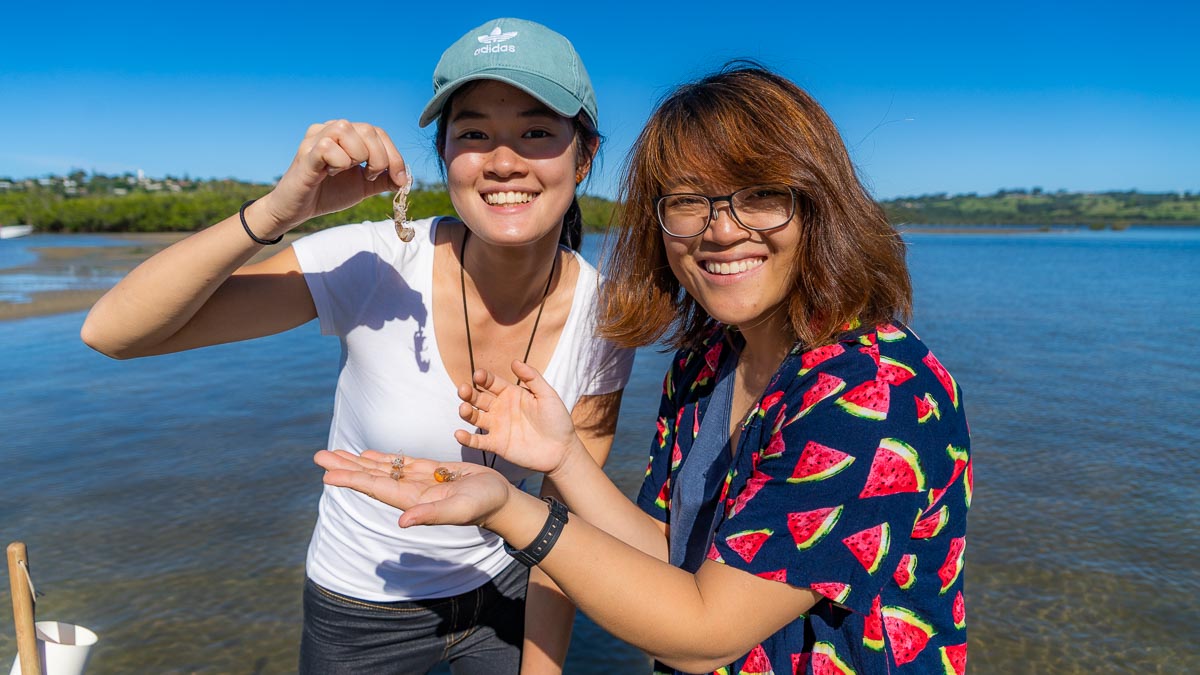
[441,81,590,248]
[661,181,802,337]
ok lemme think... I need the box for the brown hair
[434,82,601,250]
[600,62,912,349]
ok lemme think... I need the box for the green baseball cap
[418,18,597,129]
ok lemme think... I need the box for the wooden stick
[7,542,42,675]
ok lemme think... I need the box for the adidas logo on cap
[474,26,519,55]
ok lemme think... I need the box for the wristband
[504,497,569,567]
[240,199,284,245]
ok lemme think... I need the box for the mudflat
[0,232,301,321]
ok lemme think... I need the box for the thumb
[511,360,556,400]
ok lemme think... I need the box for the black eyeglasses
[655,184,796,238]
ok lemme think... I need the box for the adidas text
[474,44,517,56]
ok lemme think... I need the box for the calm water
[1,228,1198,673]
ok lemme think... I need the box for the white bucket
[9,621,98,675]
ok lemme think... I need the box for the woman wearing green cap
[82,18,631,674]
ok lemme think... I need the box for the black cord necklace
[460,227,558,468]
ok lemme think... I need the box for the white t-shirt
[293,216,634,601]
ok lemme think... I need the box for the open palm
[314,450,511,529]
[454,361,582,476]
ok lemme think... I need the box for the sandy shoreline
[0,232,301,322]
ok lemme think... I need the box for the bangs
[640,86,798,195]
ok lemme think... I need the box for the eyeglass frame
[653,184,798,238]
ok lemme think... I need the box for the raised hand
[258,120,408,233]
[314,450,512,529]
[454,361,584,477]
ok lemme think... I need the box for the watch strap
[504,496,569,567]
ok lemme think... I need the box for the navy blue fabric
[669,356,736,572]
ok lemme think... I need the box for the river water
[1,227,1197,673]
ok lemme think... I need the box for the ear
[575,135,600,182]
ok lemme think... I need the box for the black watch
[504,497,569,567]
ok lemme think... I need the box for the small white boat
[0,224,34,239]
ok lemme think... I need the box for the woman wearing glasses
[317,64,971,674]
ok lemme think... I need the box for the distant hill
[2,172,1197,231]
[880,188,1200,227]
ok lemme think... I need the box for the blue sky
[2,1,1197,200]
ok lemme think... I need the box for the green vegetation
[2,173,1197,232]
[883,188,1200,227]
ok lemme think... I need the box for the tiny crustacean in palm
[393,174,416,242]
[433,467,462,483]
[390,454,407,480]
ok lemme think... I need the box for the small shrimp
[393,174,415,242]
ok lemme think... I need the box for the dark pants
[299,561,528,675]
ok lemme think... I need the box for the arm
[520,391,622,675]
[81,120,408,358]
[494,488,820,673]
[313,452,819,674]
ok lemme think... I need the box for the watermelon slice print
[787,505,843,550]
[729,470,772,518]
[914,392,941,423]
[706,541,725,563]
[858,341,880,366]
[655,416,669,448]
[690,341,724,391]
[788,373,847,423]
[863,595,884,651]
[952,590,966,630]
[800,343,846,375]
[892,553,917,590]
[810,581,851,604]
[791,652,812,674]
[670,440,683,471]
[938,536,966,594]
[726,528,773,563]
[843,523,891,574]
[835,379,890,421]
[859,438,926,498]
[877,323,907,341]
[939,643,967,675]
[654,479,670,510]
[877,356,916,385]
[787,441,856,484]
[757,390,785,418]
[964,460,974,508]
[922,350,959,410]
[926,446,969,510]
[912,505,949,539]
[756,568,788,583]
[881,605,936,666]
[738,644,773,675]
[811,641,856,675]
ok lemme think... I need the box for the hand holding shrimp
[259,120,408,235]
[314,449,512,529]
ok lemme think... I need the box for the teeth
[704,258,764,275]
[484,191,537,205]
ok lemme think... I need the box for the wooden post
[7,542,42,675]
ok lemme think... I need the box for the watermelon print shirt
[636,321,971,675]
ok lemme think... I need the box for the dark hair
[434,83,600,251]
[601,62,912,349]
